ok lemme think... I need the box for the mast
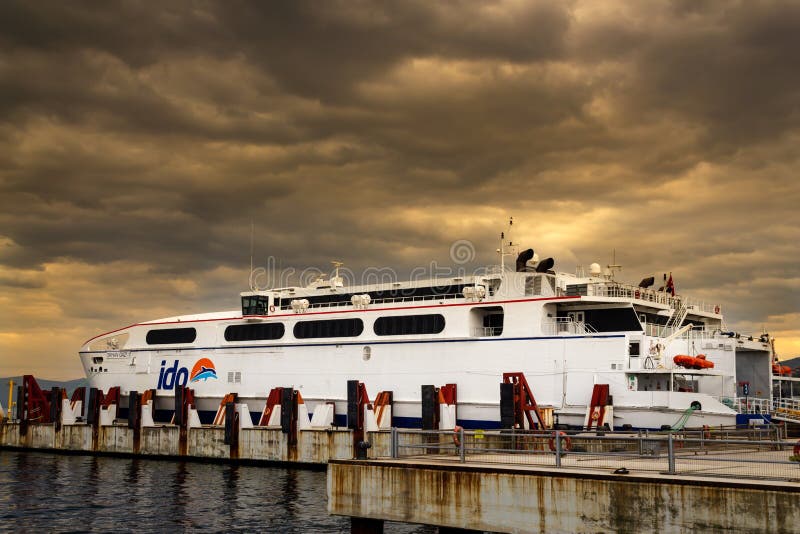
[498,216,516,272]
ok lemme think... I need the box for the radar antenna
[497,217,517,272]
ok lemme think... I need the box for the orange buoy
[548,431,571,452]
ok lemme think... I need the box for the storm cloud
[1,0,798,378]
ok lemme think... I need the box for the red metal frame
[373,391,392,427]
[502,372,548,430]
[99,387,120,408]
[353,381,371,432]
[259,387,284,426]
[21,375,53,423]
[69,387,85,413]
[586,384,610,430]
[212,392,236,425]
[438,384,457,406]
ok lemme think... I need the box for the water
[0,451,432,533]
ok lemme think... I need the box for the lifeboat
[772,363,792,376]
[673,354,715,370]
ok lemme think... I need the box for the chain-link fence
[387,426,800,481]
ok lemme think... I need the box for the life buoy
[548,431,571,452]
[453,425,463,447]
[269,305,276,313]
[591,411,600,421]
[634,289,640,299]
[702,424,711,440]
[714,305,720,314]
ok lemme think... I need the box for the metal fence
[388,426,800,482]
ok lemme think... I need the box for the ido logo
[157,358,218,390]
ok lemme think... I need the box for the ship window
[294,318,364,339]
[145,327,197,345]
[225,323,285,342]
[565,284,588,296]
[579,308,643,332]
[242,295,269,316]
[374,314,445,336]
[629,342,640,356]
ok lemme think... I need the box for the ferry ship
[78,236,774,430]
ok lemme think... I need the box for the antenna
[607,248,622,280]
[249,219,255,291]
[497,217,517,272]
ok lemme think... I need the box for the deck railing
[471,326,503,337]
[588,282,720,315]
[541,318,597,335]
[387,426,797,481]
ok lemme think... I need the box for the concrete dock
[0,421,389,465]
[328,458,800,533]
[5,419,800,532]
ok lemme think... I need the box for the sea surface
[0,450,433,533]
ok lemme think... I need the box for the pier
[0,420,383,465]
[327,428,800,533]
[4,375,800,532]
[0,376,393,465]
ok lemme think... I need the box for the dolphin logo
[191,366,218,382]
[189,358,219,383]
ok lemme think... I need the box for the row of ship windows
[144,314,447,345]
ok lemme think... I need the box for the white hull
[79,267,771,430]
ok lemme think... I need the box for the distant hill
[0,376,88,410]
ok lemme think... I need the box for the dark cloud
[0,0,799,378]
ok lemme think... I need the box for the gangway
[662,300,689,335]
[771,398,800,424]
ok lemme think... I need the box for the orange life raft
[673,354,715,370]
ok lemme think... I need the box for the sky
[1,0,799,379]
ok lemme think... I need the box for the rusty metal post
[224,401,235,445]
[281,388,297,446]
[87,387,100,451]
[175,387,188,456]
[6,380,14,421]
[667,432,676,474]
[390,427,398,458]
[459,426,466,463]
[128,391,140,453]
[500,381,515,428]
[421,385,437,430]
[50,387,63,432]
[555,431,562,467]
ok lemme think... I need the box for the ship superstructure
[79,245,773,430]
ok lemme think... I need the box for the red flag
[666,273,675,296]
